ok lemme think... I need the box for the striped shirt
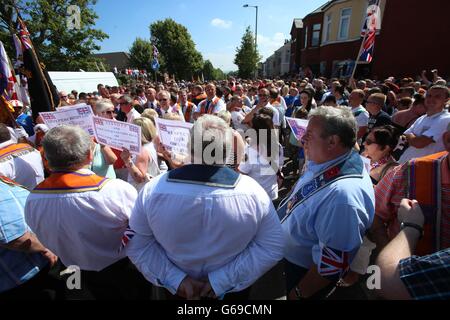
[399,248,450,300]
[375,154,450,249]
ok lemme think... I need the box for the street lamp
[243,4,258,79]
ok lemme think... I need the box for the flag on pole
[0,41,16,96]
[358,0,380,63]
[16,16,60,120]
[151,44,160,71]
[153,45,159,59]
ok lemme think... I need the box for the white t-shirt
[264,103,280,127]
[231,110,250,133]
[351,105,370,129]
[239,144,282,200]
[0,141,44,189]
[399,110,450,163]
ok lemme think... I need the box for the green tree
[0,0,108,71]
[150,18,203,80]
[129,37,152,71]
[234,26,260,79]
[202,60,215,81]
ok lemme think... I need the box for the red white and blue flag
[318,246,350,281]
[358,0,380,63]
[119,227,136,252]
[0,41,17,97]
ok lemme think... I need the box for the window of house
[312,23,321,47]
[304,26,308,48]
[338,8,352,40]
[323,14,332,43]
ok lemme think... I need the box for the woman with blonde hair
[91,99,117,178]
[121,117,160,191]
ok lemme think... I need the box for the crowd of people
[0,70,449,300]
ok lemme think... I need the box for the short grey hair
[42,125,92,170]
[308,106,357,149]
[216,110,231,126]
[189,115,233,165]
[120,95,133,104]
[95,99,114,114]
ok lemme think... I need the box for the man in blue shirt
[0,176,57,299]
[278,106,375,299]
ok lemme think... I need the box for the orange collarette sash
[179,102,194,122]
[32,171,110,194]
[408,151,448,255]
[0,143,35,162]
[200,97,220,115]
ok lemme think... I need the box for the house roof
[303,0,333,19]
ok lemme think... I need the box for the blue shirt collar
[307,151,352,174]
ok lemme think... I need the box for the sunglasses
[158,98,168,101]
[104,110,115,114]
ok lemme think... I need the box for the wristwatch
[400,222,424,239]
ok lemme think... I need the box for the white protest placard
[56,103,87,111]
[39,105,95,136]
[155,118,193,161]
[286,117,309,142]
[92,116,142,155]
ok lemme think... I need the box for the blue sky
[94,0,326,71]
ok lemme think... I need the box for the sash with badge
[277,152,365,223]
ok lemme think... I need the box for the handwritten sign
[286,117,309,142]
[155,118,193,161]
[92,116,141,155]
[40,105,95,136]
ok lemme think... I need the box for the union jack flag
[153,45,159,59]
[119,227,136,252]
[358,0,380,63]
[318,246,350,281]
[17,17,33,50]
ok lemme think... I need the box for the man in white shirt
[0,124,44,189]
[119,95,141,124]
[135,88,147,106]
[146,88,158,109]
[243,88,280,128]
[126,115,284,300]
[348,89,370,141]
[194,83,226,119]
[156,90,176,118]
[399,85,450,164]
[229,95,250,133]
[24,125,151,299]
